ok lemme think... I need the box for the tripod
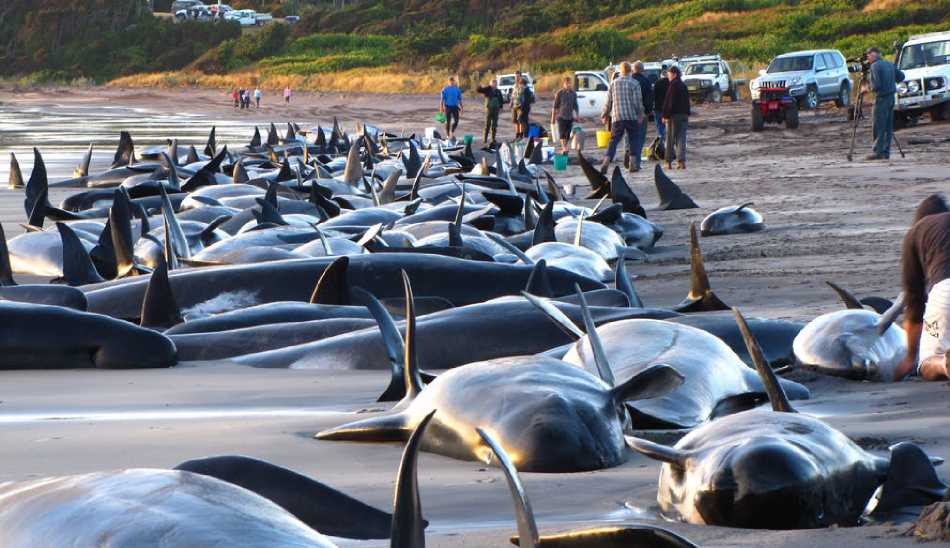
[847,70,905,161]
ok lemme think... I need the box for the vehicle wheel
[785,104,800,129]
[711,86,723,103]
[752,105,765,132]
[803,85,819,109]
[834,82,850,108]
[932,101,950,122]
[894,111,908,129]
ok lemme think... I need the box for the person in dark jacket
[551,76,579,155]
[662,65,690,170]
[653,64,670,142]
[865,46,903,160]
[630,61,654,172]
[896,194,950,380]
[476,78,505,147]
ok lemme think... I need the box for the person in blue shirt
[440,77,464,139]
[864,46,903,160]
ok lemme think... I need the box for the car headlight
[907,80,921,93]
[926,77,946,91]
[897,82,908,94]
[788,76,802,86]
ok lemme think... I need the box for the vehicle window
[821,53,837,69]
[814,54,826,70]
[684,63,720,75]
[834,51,846,66]
[643,68,660,82]
[767,55,814,73]
[899,40,950,70]
[575,75,599,92]
[498,76,514,87]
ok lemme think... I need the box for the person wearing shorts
[897,194,950,380]
[551,76,579,155]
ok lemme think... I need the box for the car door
[813,53,830,97]
[575,72,607,118]
[824,53,844,92]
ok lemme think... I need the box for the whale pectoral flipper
[624,436,689,468]
[613,251,642,308]
[871,442,949,517]
[315,412,412,442]
[391,410,436,548]
[609,364,684,404]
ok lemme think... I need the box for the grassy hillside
[110,0,949,93]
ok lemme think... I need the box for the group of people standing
[232,88,263,109]
[601,61,691,173]
[438,64,691,171]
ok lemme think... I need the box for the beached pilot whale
[317,274,684,473]
[700,203,765,236]
[626,309,947,529]
[0,418,436,547]
[0,224,88,309]
[0,300,176,370]
[475,429,698,547]
[793,282,907,381]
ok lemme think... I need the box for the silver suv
[750,49,851,109]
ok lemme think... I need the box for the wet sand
[1,86,949,546]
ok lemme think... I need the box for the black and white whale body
[317,274,685,473]
[626,309,947,529]
[0,301,175,369]
[670,313,804,367]
[83,254,605,320]
[700,203,765,236]
[793,283,907,381]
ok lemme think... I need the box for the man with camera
[864,46,903,161]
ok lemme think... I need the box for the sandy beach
[0,86,949,546]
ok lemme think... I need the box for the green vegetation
[258,33,397,75]
[0,0,240,83]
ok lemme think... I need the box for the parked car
[176,6,212,21]
[225,9,257,25]
[681,55,739,102]
[750,49,851,109]
[284,15,300,24]
[894,30,950,126]
[171,0,204,12]
[209,3,233,16]
[496,73,534,102]
[254,12,274,25]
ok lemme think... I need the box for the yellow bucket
[596,130,611,148]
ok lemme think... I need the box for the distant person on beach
[551,76,579,155]
[511,73,534,140]
[284,87,292,104]
[231,89,239,108]
[475,78,504,147]
[630,61,654,172]
[897,194,950,380]
[440,76,463,140]
[254,88,262,108]
[864,46,903,161]
[653,64,670,142]
[662,65,690,170]
[238,88,246,109]
[600,62,643,174]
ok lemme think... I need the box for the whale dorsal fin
[0,223,15,286]
[826,281,863,310]
[109,188,137,278]
[736,202,754,212]
[576,151,608,198]
[250,126,262,148]
[56,222,105,286]
[525,260,553,298]
[532,200,555,246]
[310,256,349,305]
[163,214,180,271]
[573,212,584,247]
[477,428,540,548]
[734,307,795,413]
[876,295,905,336]
[267,123,279,146]
[353,286,423,404]
[74,144,93,178]
[9,152,24,189]
[575,284,616,386]
[112,131,135,168]
[521,291,584,340]
[542,170,565,202]
[390,410,435,548]
[673,223,729,313]
[140,255,181,329]
[204,126,217,157]
[380,170,401,205]
[654,164,699,210]
[232,158,249,185]
[614,250,642,308]
[448,183,466,248]
[398,271,424,403]
[610,166,646,218]
[624,435,689,469]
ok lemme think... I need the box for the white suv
[681,56,738,102]
[751,49,851,109]
[496,73,534,102]
[895,31,950,125]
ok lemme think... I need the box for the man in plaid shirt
[600,62,644,173]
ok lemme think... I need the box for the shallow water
[0,102,255,181]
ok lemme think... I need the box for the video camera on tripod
[846,54,871,75]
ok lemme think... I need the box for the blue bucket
[527,125,541,139]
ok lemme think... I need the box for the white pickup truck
[680,55,739,102]
[894,30,950,126]
[574,70,610,118]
